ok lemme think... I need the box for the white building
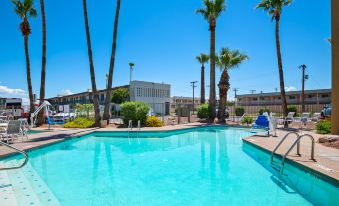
[129,81,171,115]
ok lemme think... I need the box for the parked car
[321,105,331,118]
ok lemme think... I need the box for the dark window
[289,96,296,99]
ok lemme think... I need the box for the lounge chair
[0,120,22,143]
[282,112,295,125]
[311,113,321,122]
[251,114,270,136]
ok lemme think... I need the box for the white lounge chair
[0,120,22,143]
[311,113,321,122]
[282,112,295,125]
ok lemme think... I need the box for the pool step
[3,159,60,206]
[0,163,19,206]
[270,160,282,173]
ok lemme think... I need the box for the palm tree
[82,0,101,127]
[216,48,248,122]
[12,0,37,117]
[197,0,226,120]
[129,62,135,82]
[103,0,121,122]
[196,53,209,104]
[37,0,46,126]
[256,0,292,119]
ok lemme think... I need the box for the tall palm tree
[37,0,46,126]
[103,0,121,122]
[256,0,292,119]
[196,53,209,104]
[197,0,226,120]
[129,62,135,82]
[12,0,37,117]
[82,0,101,127]
[216,48,248,122]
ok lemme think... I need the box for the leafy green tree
[216,48,248,122]
[256,0,292,119]
[111,88,129,104]
[197,0,226,120]
[12,0,37,116]
[196,53,209,104]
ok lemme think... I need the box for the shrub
[235,107,245,116]
[316,120,331,134]
[197,103,213,119]
[63,117,95,128]
[241,116,254,125]
[287,105,297,116]
[146,116,164,127]
[259,108,270,115]
[121,102,150,126]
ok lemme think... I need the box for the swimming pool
[0,126,338,206]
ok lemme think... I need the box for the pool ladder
[270,132,316,174]
[127,120,140,144]
[0,141,28,170]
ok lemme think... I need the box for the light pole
[190,81,198,113]
[299,64,308,113]
[233,88,239,106]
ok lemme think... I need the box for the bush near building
[121,102,150,126]
[241,116,254,125]
[197,103,213,119]
[287,105,298,116]
[259,108,270,115]
[316,120,331,134]
[146,116,164,127]
[235,107,245,116]
[63,117,95,128]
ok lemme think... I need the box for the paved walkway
[243,129,339,184]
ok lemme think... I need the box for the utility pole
[233,88,239,106]
[299,64,308,113]
[190,81,198,112]
[250,90,256,94]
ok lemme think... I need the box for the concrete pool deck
[1,123,338,185]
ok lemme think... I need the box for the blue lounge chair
[251,115,270,136]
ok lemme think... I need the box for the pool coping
[242,138,339,188]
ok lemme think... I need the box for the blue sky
[0,0,331,102]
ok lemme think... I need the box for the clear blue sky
[0,0,331,102]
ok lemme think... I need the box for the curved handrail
[281,134,316,172]
[0,141,28,170]
[270,132,300,162]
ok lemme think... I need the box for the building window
[253,98,257,101]
[322,94,329,98]
[289,96,296,99]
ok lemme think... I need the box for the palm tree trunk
[37,0,47,126]
[24,35,34,116]
[103,0,121,121]
[82,0,101,127]
[218,69,229,123]
[209,19,216,120]
[275,15,288,120]
[201,65,205,104]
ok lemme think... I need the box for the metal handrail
[0,141,28,170]
[270,132,301,162]
[281,134,316,171]
[137,120,141,144]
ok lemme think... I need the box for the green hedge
[63,117,95,128]
[197,103,213,119]
[287,105,297,116]
[316,120,331,134]
[121,102,150,126]
[235,107,245,116]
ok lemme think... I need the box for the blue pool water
[0,127,338,206]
